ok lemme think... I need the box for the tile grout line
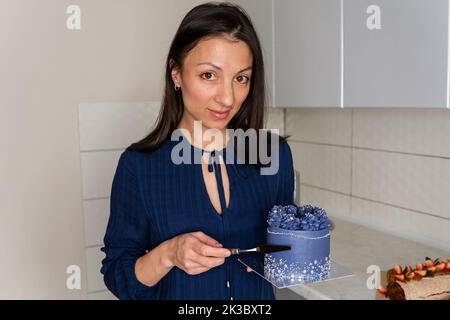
[289,138,450,160]
[84,196,110,201]
[301,182,450,222]
[301,183,350,197]
[350,108,354,216]
[86,244,103,249]
[81,148,125,153]
[88,289,109,294]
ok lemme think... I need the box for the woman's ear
[171,72,180,87]
[170,59,181,87]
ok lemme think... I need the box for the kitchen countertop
[285,216,450,300]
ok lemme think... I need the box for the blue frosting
[267,204,330,231]
[265,204,331,285]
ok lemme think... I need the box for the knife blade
[229,244,291,255]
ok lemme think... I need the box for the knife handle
[229,248,240,255]
[229,248,258,255]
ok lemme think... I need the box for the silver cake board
[238,254,354,289]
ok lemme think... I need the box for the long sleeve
[275,140,295,206]
[100,151,160,300]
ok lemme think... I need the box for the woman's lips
[208,108,230,120]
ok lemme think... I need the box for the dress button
[226,280,230,288]
[230,297,234,300]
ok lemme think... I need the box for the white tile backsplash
[86,246,106,293]
[266,107,285,136]
[299,185,351,219]
[286,108,352,146]
[80,150,122,200]
[83,199,110,247]
[353,108,450,158]
[79,101,161,151]
[290,141,352,194]
[352,148,450,219]
[288,107,450,250]
[88,290,117,300]
[351,198,450,252]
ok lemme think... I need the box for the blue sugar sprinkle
[267,204,330,231]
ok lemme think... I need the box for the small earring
[174,84,180,91]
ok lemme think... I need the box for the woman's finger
[192,251,226,268]
[246,267,253,273]
[194,242,231,258]
[191,231,222,247]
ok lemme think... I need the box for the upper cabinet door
[344,0,448,108]
[235,0,275,107]
[274,0,341,108]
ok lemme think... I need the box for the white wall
[0,0,206,299]
[286,108,450,252]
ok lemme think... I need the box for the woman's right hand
[167,231,231,275]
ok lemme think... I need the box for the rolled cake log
[386,273,450,300]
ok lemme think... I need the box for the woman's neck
[177,117,228,152]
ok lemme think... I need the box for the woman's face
[172,36,253,134]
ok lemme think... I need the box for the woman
[100,1,294,300]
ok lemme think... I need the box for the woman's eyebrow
[196,62,252,74]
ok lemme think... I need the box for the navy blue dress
[100,134,294,300]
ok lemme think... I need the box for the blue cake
[264,204,331,284]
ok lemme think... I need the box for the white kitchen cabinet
[274,0,341,108]
[235,0,276,107]
[237,0,449,108]
[344,0,448,108]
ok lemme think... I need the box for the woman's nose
[214,81,234,107]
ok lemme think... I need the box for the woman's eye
[201,72,215,80]
[236,75,250,84]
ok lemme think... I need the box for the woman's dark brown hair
[127,1,288,166]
